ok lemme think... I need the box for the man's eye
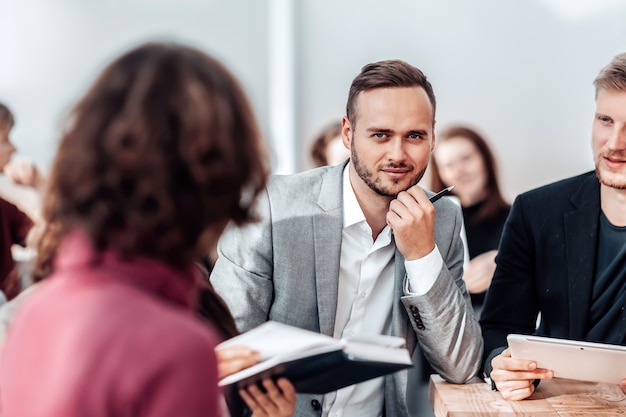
[374,133,385,138]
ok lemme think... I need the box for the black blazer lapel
[564,175,601,339]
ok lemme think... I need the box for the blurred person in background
[0,103,17,176]
[4,158,46,192]
[0,102,46,215]
[0,103,34,301]
[430,125,510,312]
[309,121,350,167]
[0,197,32,301]
[0,41,295,417]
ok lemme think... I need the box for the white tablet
[507,334,626,385]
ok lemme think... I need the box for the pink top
[0,231,221,417]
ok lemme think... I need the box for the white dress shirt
[322,165,443,417]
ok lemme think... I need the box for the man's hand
[239,378,296,417]
[621,378,626,394]
[4,159,45,190]
[490,348,553,400]
[386,185,435,260]
[463,250,497,294]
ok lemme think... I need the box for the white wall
[297,0,626,200]
[0,0,270,170]
[2,0,626,201]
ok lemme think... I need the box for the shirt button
[310,399,321,410]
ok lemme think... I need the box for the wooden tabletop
[429,375,626,416]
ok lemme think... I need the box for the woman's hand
[239,378,296,417]
[214,345,260,379]
[4,159,45,190]
[463,250,497,294]
[215,345,297,416]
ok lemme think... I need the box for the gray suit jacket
[211,163,482,417]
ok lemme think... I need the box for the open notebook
[218,321,413,394]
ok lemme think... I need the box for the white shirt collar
[342,163,366,229]
[341,164,393,244]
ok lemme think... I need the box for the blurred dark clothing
[462,200,510,307]
[197,260,248,417]
[0,197,32,299]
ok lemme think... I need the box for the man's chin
[374,182,414,197]
[597,169,626,190]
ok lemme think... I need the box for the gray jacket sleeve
[210,189,274,333]
[402,199,483,384]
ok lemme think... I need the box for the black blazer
[480,171,626,375]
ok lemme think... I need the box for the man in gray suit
[211,59,482,417]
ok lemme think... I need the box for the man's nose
[606,125,626,151]
[387,138,407,160]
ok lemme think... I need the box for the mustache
[380,163,414,170]
[601,151,626,161]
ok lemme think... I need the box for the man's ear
[341,116,352,149]
[430,120,437,152]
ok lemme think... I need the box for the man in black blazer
[480,52,626,400]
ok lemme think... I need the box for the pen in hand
[429,185,455,203]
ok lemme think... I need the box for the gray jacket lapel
[314,163,345,336]
[391,248,416,352]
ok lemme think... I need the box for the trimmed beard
[351,141,426,197]
[596,166,626,190]
[595,151,626,190]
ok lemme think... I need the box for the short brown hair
[346,59,436,127]
[593,52,626,96]
[35,42,268,277]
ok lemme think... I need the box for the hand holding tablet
[507,334,626,385]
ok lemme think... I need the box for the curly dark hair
[34,42,269,279]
